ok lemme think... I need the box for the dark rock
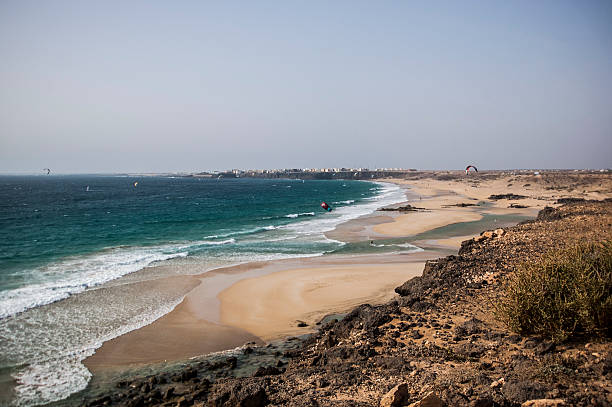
[379,205,427,212]
[127,396,144,407]
[535,342,556,355]
[502,380,547,404]
[409,330,423,339]
[163,387,175,400]
[180,367,198,382]
[176,395,193,407]
[454,318,483,339]
[211,357,238,371]
[406,391,443,407]
[456,343,486,358]
[372,356,410,373]
[470,397,498,407]
[411,301,437,312]
[523,338,539,349]
[488,194,527,200]
[537,207,563,221]
[555,197,585,204]
[443,202,478,207]
[208,378,268,407]
[149,389,161,401]
[363,308,392,330]
[253,366,282,377]
[459,238,478,255]
[508,334,522,343]
[379,383,409,407]
[90,395,111,405]
[283,349,301,358]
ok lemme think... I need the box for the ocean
[0,175,411,406]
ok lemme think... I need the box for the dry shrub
[496,242,612,342]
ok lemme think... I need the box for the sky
[1,1,611,173]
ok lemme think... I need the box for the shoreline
[83,180,432,374]
[84,250,445,372]
[81,172,603,395]
[84,175,541,372]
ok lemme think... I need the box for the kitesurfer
[465,165,478,175]
[320,202,332,212]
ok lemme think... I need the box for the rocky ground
[82,199,612,407]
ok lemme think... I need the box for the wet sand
[85,302,261,368]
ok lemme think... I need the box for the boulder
[407,392,443,407]
[380,383,409,407]
[208,379,268,407]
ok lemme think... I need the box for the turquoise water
[0,176,410,406]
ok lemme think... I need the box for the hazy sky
[1,1,611,173]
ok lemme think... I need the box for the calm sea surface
[0,176,411,406]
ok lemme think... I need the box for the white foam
[371,242,423,251]
[395,243,423,250]
[332,199,355,205]
[202,225,278,240]
[201,238,236,245]
[0,248,188,320]
[283,182,405,236]
[284,212,315,218]
[4,283,188,407]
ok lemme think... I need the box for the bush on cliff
[496,242,612,342]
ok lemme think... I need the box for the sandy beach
[85,172,609,375]
[84,252,441,372]
[219,262,426,341]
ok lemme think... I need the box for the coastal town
[134,168,611,181]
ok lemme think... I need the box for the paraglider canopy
[465,165,478,175]
[321,202,332,212]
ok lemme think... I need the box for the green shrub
[496,242,612,342]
